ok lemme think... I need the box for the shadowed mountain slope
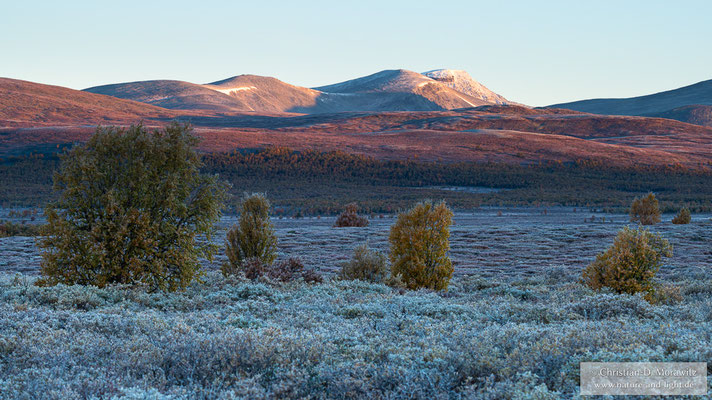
[549,79,712,127]
[645,104,712,127]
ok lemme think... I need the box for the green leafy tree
[38,123,226,291]
[630,192,661,225]
[581,226,672,301]
[389,201,454,291]
[222,193,278,276]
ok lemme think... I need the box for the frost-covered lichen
[0,267,710,399]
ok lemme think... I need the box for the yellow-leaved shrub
[629,192,661,225]
[581,225,672,301]
[389,201,453,291]
[671,207,691,224]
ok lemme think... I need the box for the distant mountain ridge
[3,76,712,168]
[84,69,513,114]
[549,79,712,127]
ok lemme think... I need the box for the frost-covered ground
[2,207,711,278]
[0,208,711,398]
[1,268,711,399]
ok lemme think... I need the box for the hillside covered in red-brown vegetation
[2,78,712,169]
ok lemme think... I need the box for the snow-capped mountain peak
[422,69,508,105]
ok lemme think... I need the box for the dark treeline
[202,147,712,214]
[3,147,712,214]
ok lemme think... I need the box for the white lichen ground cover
[1,266,711,399]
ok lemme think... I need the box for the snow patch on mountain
[213,86,257,95]
[422,69,509,105]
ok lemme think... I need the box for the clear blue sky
[2,0,711,106]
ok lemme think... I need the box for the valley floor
[1,208,711,398]
[2,208,711,277]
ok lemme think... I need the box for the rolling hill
[549,78,712,127]
[203,75,323,113]
[0,78,180,127]
[84,80,251,112]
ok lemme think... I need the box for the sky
[2,0,711,106]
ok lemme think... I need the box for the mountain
[5,76,712,168]
[314,69,491,111]
[0,77,178,127]
[203,75,322,113]
[83,69,507,114]
[422,69,509,105]
[549,79,712,126]
[84,80,251,112]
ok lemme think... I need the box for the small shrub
[334,203,369,227]
[581,226,673,301]
[242,257,322,283]
[339,244,389,283]
[242,258,269,280]
[389,200,454,291]
[223,193,278,276]
[37,123,226,291]
[629,192,661,225]
[301,268,324,284]
[648,284,684,305]
[672,207,691,224]
[270,258,307,283]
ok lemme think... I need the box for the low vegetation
[1,268,710,399]
[338,244,389,283]
[629,192,662,225]
[241,257,323,284]
[389,201,454,291]
[581,226,673,301]
[0,220,42,238]
[37,123,225,291]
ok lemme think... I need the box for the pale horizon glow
[2,0,711,106]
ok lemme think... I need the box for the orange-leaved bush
[389,200,454,291]
[629,192,661,225]
[671,207,691,224]
[334,203,369,227]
